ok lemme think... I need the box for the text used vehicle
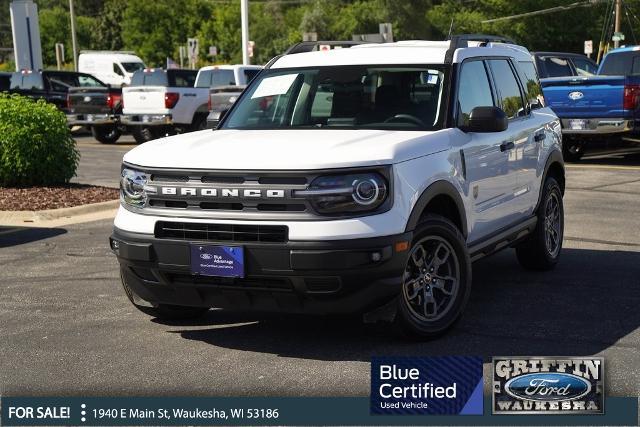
[121,68,208,143]
[110,36,565,339]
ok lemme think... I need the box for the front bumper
[561,118,634,135]
[121,114,173,126]
[110,227,412,314]
[66,113,117,126]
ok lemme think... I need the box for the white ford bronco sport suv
[110,36,565,339]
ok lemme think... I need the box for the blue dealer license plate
[190,245,245,278]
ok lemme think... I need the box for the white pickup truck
[195,65,263,128]
[121,69,209,143]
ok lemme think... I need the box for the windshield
[121,62,145,73]
[222,65,447,131]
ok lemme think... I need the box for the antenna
[447,18,454,39]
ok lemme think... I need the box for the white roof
[199,64,263,71]
[79,52,143,61]
[271,40,532,68]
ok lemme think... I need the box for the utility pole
[614,0,622,48]
[69,0,78,70]
[240,0,249,65]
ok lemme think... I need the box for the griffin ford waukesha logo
[492,357,604,414]
[568,91,584,100]
[155,186,286,199]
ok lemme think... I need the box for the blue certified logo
[370,356,483,415]
[504,372,591,402]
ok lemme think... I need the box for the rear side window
[572,57,598,76]
[540,56,573,77]
[78,74,105,87]
[517,61,544,109]
[47,73,79,89]
[169,71,197,87]
[488,59,525,119]
[457,60,494,127]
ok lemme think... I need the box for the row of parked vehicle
[2,46,640,160]
[0,51,262,144]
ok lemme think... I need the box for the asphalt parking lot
[1,136,639,398]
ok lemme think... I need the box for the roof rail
[444,34,516,64]
[79,50,137,55]
[284,41,370,55]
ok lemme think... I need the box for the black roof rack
[284,41,370,55]
[444,34,517,64]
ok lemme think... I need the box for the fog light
[110,238,120,252]
[371,251,382,262]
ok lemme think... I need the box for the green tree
[95,0,126,50]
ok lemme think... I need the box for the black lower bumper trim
[110,227,412,314]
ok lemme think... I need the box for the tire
[562,139,584,162]
[91,125,121,144]
[395,215,472,339]
[190,113,208,132]
[120,270,209,320]
[131,126,157,144]
[515,176,564,271]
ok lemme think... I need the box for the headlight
[296,171,389,215]
[120,168,148,208]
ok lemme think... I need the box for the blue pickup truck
[541,47,640,161]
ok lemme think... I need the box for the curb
[0,199,119,225]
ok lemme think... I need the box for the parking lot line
[565,164,640,171]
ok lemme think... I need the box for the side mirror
[466,106,508,133]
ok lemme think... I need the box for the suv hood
[123,129,449,170]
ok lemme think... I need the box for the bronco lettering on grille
[157,186,285,198]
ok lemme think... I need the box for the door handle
[534,132,546,142]
[500,141,515,152]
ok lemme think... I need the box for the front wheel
[91,125,121,144]
[515,176,564,271]
[396,215,472,339]
[121,271,209,320]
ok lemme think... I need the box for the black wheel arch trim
[534,150,565,213]
[405,180,468,238]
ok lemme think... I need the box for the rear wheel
[191,113,208,132]
[132,126,158,144]
[121,270,209,320]
[396,215,471,339]
[562,138,584,162]
[91,125,121,144]
[515,176,564,271]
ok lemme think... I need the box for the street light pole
[614,0,622,48]
[69,0,78,70]
[240,0,249,65]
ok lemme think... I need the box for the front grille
[155,221,289,243]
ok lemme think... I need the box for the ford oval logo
[568,91,584,100]
[200,253,213,260]
[504,373,591,402]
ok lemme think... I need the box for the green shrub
[0,93,79,186]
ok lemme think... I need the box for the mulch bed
[0,184,119,211]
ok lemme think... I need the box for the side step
[468,217,537,262]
